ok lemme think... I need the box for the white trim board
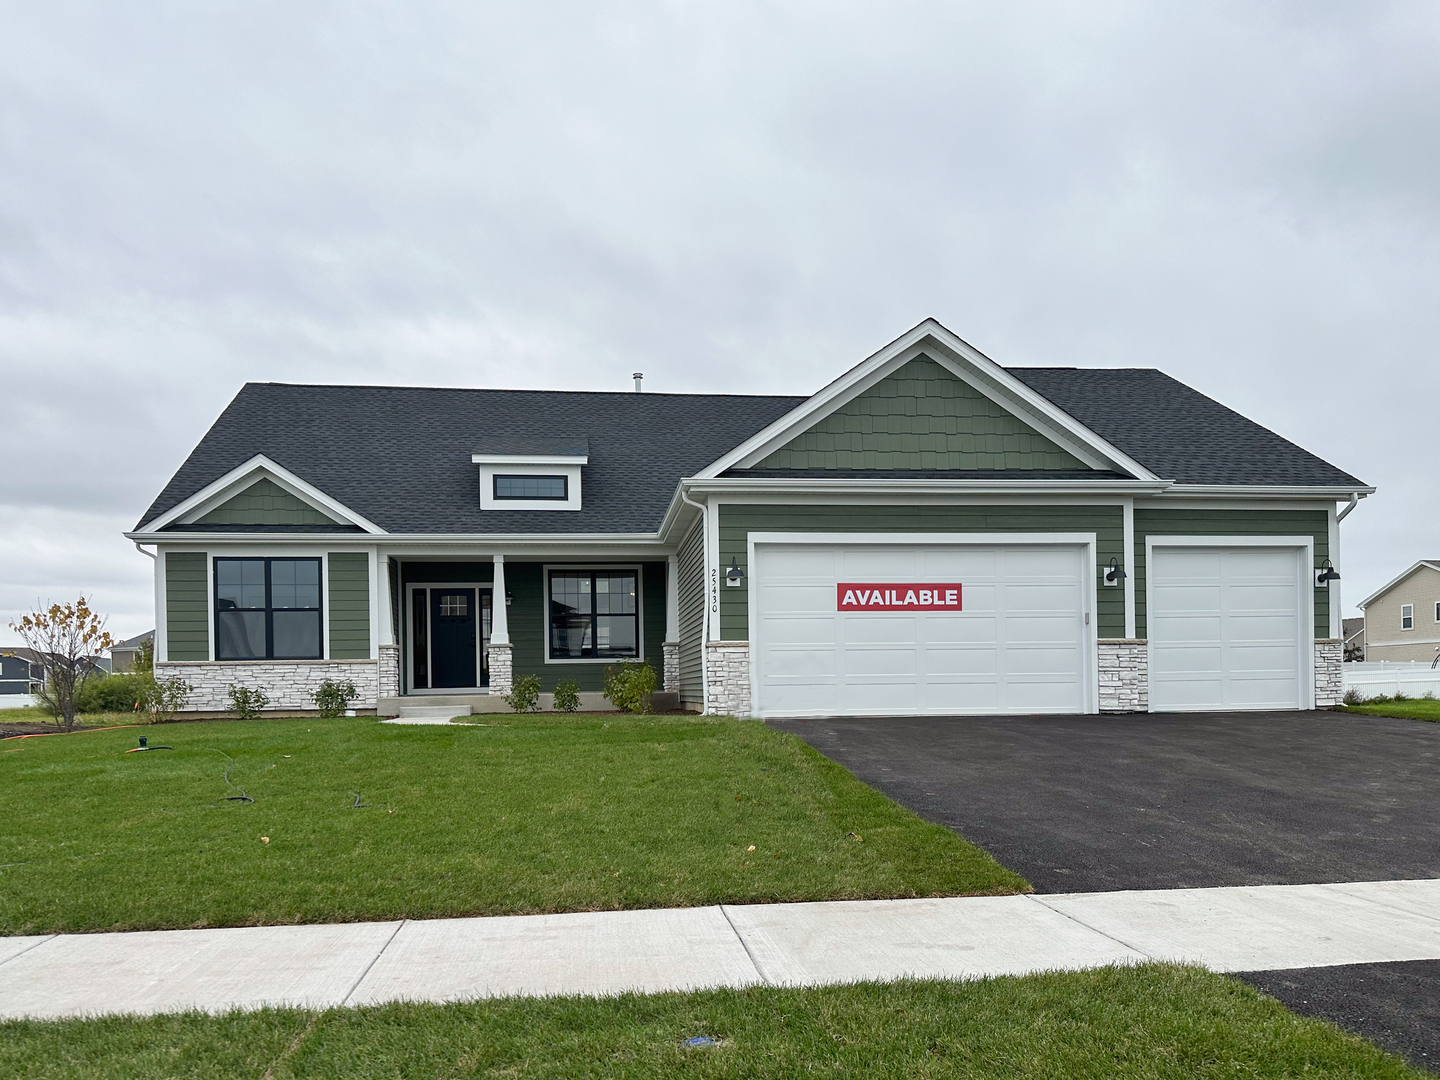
[695,319,1160,482]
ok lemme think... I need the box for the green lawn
[0,965,1421,1079]
[1341,698,1440,722]
[0,715,1026,935]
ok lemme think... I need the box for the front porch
[377,555,681,715]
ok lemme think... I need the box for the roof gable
[754,355,1093,472]
[1359,561,1440,610]
[699,319,1159,480]
[196,477,345,527]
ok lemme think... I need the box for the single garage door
[1148,545,1308,712]
[752,541,1090,718]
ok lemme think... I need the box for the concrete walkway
[4,878,1440,1020]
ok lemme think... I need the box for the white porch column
[374,550,399,703]
[488,555,513,694]
[662,554,680,693]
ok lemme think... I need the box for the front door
[430,589,477,688]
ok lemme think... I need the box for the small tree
[9,597,117,732]
[129,637,154,674]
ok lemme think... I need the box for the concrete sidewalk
[4,878,1440,1020]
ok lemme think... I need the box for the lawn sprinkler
[125,735,172,753]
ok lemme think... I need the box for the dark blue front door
[430,589,477,688]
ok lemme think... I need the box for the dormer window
[473,437,587,512]
[494,474,568,501]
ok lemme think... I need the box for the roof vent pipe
[633,372,643,392]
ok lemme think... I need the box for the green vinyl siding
[165,552,208,661]
[327,552,371,659]
[756,355,1090,472]
[508,561,668,693]
[718,504,1125,639]
[1134,507,1330,640]
[197,478,340,526]
[676,520,706,706]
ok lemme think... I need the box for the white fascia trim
[138,455,386,535]
[682,478,1171,496]
[1166,485,1377,498]
[1357,561,1440,611]
[127,530,665,547]
[694,318,1161,481]
[470,454,589,466]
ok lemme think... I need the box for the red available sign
[837,583,963,611]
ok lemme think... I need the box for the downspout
[1337,493,1362,522]
[678,482,710,713]
[134,543,156,560]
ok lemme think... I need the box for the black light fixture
[725,559,746,587]
[1104,557,1126,586]
[1316,559,1340,586]
[505,589,514,606]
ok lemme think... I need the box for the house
[126,319,1371,718]
[109,631,154,675]
[1342,617,1366,662]
[0,652,35,697]
[1357,561,1440,664]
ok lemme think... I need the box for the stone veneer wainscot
[156,659,379,711]
[704,641,751,717]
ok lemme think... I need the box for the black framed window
[215,558,322,660]
[549,569,638,659]
[494,474,567,500]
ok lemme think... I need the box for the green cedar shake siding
[196,478,340,526]
[755,355,1091,472]
[1133,508,1330,640]
[165,552,209,661]
[676,520,706,706]
[507,562,668,693]
[717,504,1125,640]
[327,552,371,659]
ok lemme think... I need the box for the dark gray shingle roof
[1008,368,1365,487]
[140,384,805,534]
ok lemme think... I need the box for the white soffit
[140,454,386,534]
[695,318,1161,481]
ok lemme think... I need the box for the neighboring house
[1358,561,1440,664]
[1342,617,1366,662]
[0,652,35,696]
[126,319,1371,718]
[109,630,154,674]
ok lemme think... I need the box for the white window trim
[541,564,645,665]
[1143,535,1315,712]
[1402,604,1414,631]
[743,531,1100,718]
[473,455,585,512]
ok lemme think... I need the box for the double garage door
[752,541,1091,718]
[749,539,1310,718]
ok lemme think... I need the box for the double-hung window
[548,569,638,659]
[215,558,323,660]
[1401,604,1414,631]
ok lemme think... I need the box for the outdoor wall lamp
[505,590,514,606]
[1316,559,1340,586]
[1104,557,1126,587]
[725,559,746,587]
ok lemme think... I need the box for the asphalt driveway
[771,709,1440,1072]
[770,710,1440,894]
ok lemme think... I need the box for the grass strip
[0,964,1422,1079]
[0,715,1025,934]
[1340,699,1440,722]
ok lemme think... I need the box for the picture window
[214,557,322,660]
[494,475,567,501]
[548,569,638,660]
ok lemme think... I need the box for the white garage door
[1148,546,1308,712]
[752,542,1090,718]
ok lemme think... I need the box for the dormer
[472,437,588,512]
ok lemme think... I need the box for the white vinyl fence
[1343,661,1440,701]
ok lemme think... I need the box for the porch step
[395,704,473,720]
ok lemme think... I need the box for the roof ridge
[243,381,808,401]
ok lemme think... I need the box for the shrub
[504,674,541,713]
[140,676,192,723]
[312,678,358,718]
[602,661,657,714]
[1342,687,1366,706]
[227,684,269,722]
[552,679,581,713]
[76,673,152,714]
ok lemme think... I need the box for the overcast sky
[2,2,1436,644]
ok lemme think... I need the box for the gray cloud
[2,0,1436,640]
